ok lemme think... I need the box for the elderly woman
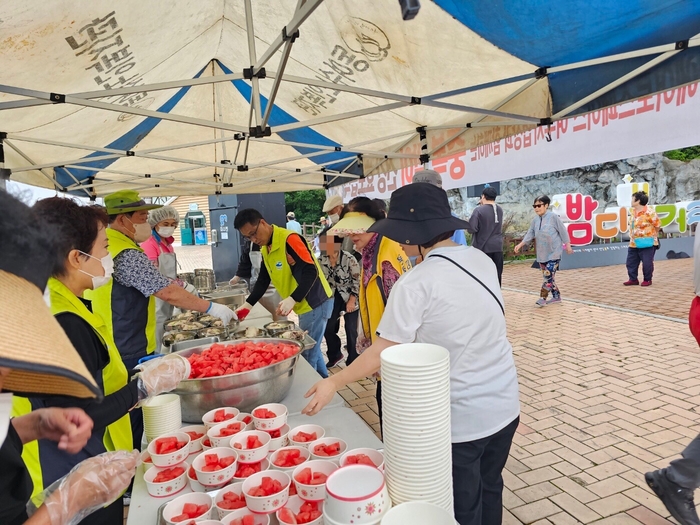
[318,229,361,368]
[13,198,188,525]
[305,184,520,525]
[329,197,411,433]
[141,205,191,346]
[0,190,139,525]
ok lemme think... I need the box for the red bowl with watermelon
[147,433,191,468]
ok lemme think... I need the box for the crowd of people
[0,165,689,525]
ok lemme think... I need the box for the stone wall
[448,154,700,234]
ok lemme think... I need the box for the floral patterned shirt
[319,250,360,303]
[361,233,401,299]
[629,206,661,248]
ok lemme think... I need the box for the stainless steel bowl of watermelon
[171,338,304,423]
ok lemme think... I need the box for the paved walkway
[174,244,699,523]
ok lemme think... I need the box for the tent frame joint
[243,67,267,80]
[237,165,249,172]
[535,67,549,79]
[0,132,6,140]
[676,39,689,50]
[410,96,421,105]
[233,133,246,141]
[50,92,66,103]
[538,117,553,126]
[126,150,135,156]
[249,125,272,138]
[281,26,300,43]
[144,173,151,178]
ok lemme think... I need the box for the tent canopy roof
[2,0,700,197]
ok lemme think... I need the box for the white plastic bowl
[202,407,240,431]
[242,470,291,514]
[147,432,191,467]
[219,507,270,525]
[143,464,188,498]
[324,465,390,524]
[252,403,288,431]
[207,420,246,448]
[234,412,255,430]
[269,445,310,472]
[291,459,338,502]
[229,430,271,464]
[213,481,246,519]
[192,447,238,487]
[276,495,324,525]
[265,424,290,451]
[308,437,347,466]
[380,501,457,525]
[339,448,384,471]
[162,492,213,525]
[232,458,270,483]
[287,424,325,449]
[181,424,207,454]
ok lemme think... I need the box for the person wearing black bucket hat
[304,183,521,525]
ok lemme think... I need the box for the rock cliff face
[448,154,700,233]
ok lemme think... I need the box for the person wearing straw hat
[304,183,520,525]
[0,190,139,525]
[87,190,235,451]
[233,208,334,377]
[13,197,189,525]
[141,205,198,347]
[328,197,412,434]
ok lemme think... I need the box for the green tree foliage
[663,146,700,162]
[284,190,327,226]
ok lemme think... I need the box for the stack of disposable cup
[142,393,182,443]
[380,343,453,513]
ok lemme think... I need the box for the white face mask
[329,213,340,224]
[126,217,152,243]
[79,252,114,289]
[0,392,12,448]
[157,226,176,238]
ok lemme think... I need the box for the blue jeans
[298,298,333,378]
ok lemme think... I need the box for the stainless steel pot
[171,338,304,423]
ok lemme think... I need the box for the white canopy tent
[2,1,700,197]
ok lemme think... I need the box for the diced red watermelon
[218,490,247,510]
[253,408,278,419]
[228,515,255,525]
[279,501,321,524]
[218,422,243,437]
[172,502,208,521]
[278,507,298,524]
[241,415,253,424]
[154,436,187,455]
[247,476,284,497]
[152,466,185,483]
[234,461,262,478]
[267,428,282,439]
[312,442,341,457]
[291,431,317,443]
[273,449,306,468]
[184,431,204,440]
[188,342,300,379]
[294,468,327,486]
[198,453,234,472]
[344,453,377,467]
[213,409,235,423]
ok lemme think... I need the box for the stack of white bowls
[143,393,183,443]
[380,343,453,513]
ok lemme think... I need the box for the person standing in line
[322,195,344,226]
[644,230,700,525]
[465,187,504,286]
[233,209,334,377]
[141,206,197,348]
[286,212,303,234]
[329,197,412,435]
[514,195,573,307]
[412,169,468,246]
[318,229,361,368]
[624,190,661,287]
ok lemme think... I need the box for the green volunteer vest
[261,225,332,315]
[12,278,133,498]
[86,228,157,357]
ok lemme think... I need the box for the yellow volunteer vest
[86,228,157,356]
[359,235,412,343]
[12,278,133,498]
[261,225,332,315]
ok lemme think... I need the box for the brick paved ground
[168,245,698,524]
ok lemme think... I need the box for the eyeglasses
[241,222,260,240]
[533,204,545,209]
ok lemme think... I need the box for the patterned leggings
[539,259,561,299]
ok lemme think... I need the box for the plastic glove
[29,449,139,525]
[229,276,241,285]
[136,354,190,402]
[207,301,238,326]
[277,297,296,317]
